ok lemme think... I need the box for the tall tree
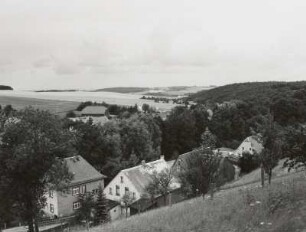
[121,192,134,218]
[283,126,306,170]
[145,168,174,206]
[94,185,110,225]
[0,108,73,232]
[76,193,95,230]
[179,148,221,199]
[260,114,282,185]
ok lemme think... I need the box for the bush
[238,152,260,174]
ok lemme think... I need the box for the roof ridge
[122,159,165,172]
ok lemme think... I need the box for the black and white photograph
[0,0,306,231]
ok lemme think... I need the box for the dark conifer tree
[94,185,110,225]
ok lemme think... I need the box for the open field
[0,96,79,117]
[0,91,179,112]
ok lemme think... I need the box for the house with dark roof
[171,148,236,185]
[81,106,108,117]
[44,156,106,217]
[104,156,180,220]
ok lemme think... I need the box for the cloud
[1,0,306,89]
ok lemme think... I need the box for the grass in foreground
[86,173,306,232]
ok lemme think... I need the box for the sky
[0,0,306,90]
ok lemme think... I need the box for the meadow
[0,96,79,117]
[80,172,306,232]
[0,91,178,112]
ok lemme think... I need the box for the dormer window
[120,176,124,183]
[109,187,113,195]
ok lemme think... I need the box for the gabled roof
[108,199,120,209]
[122,158,169,194]
[70,116,109,125]
[65,156,106,186]
[81,106,107,115]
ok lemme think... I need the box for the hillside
[189,81,306,104]
[84,172,306,232]
[93,87,150,93]
[0,85,13,90]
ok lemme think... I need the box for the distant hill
[35,89,77,92]
[189,81,306,104]
[93,87,150,93]
[0,85,13,90]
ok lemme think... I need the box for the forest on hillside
[0,85,13,90]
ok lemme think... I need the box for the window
[73,202,81,210]
[133,192,136,199]
[116,185,120,196]
[125,187,129,194]
[49,190,54,198]
[109,187,113,195]
[249,148,252,151]
[242,147,244,150]
[120,176,124,183]
[50,204,54,213]
[80,185,86,194]
[72,187,80,196]
[92,189,98,195]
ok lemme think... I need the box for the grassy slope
[189,81,306,103]
[83,171,306,232]
[0,96,79,117]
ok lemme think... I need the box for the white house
[104,156,180,219]
[234,136,263,157]
[44,156,106,217]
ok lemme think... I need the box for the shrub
[238,152,260,174]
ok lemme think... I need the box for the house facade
[44,156,106,217]
[104,156,180,220]
[234,136,263,157]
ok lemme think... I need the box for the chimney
[160,155,165,160]
[141,160,146,166]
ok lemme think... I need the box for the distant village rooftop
[81,106,107,116]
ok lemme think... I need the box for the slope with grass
[81,172,306,232]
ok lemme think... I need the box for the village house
[234,135,263,157]
[104,156,181,220]
[171,148,236,184]
[44,156,106,217]
[81,106,108,117]
[69,106,110,125]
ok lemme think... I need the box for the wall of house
[109,205,123,221]
[57,179,104,217]
[44,190,58,216]
[104,172,139,202]
[235,137,263,157]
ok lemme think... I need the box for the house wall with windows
[109,204,122,221]
[44,190,58,216]
[104,172,139,202]
[235,136,263,157]
[57,179,104,217]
